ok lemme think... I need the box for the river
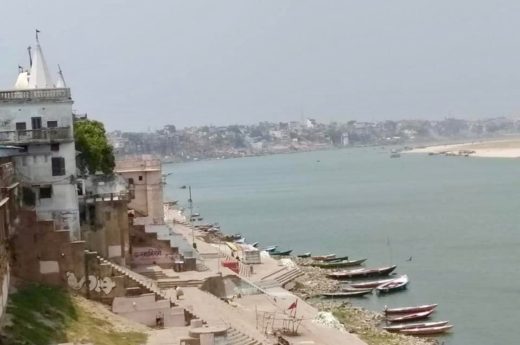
[164,147,520,345]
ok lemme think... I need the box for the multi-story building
[115,156,164,225]
[0,37,80,240]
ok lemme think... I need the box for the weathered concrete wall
[129,224,178,268]
[81,200,129,265]
[112,294,185,327]
[10,209,86,287]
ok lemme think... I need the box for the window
[128,178,134,185]
[50,143,60,152]
[77,182,83,196]
[138,175,143,181]
[47,121,58,128]
[31,117,42,129]
[15,122,26,131]
[39,185,52,199]
[51,157,66,176]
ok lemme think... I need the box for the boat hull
[270,250,293,256]
[399,324,453,335]
[311,258,366,269]
[327,265,397,280]
[383,321,448,333]
[386,310,434,323]
[385,304,438,315]
[321,289,373,298]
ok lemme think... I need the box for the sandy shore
[408,138,520,158]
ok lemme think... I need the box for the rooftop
[0,88,72,103]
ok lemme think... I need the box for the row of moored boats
[222,239,454,338]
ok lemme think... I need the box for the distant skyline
[2,1,520,131]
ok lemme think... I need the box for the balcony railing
[0,127,72,144]
[0,88,71,102]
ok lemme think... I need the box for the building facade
[115,157,164,224]
[0,39,80,240]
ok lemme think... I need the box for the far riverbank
[407,136,520,158]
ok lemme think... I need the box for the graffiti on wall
[66,272,116,295]
[132,247,176,265]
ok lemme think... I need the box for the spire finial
[35,29,40,43]
[27,46,32,67]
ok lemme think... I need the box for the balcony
[0,127,72,144]
[0,88,71,103]
[0,162,15,187]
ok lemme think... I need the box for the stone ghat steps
[254,279,280,289]
[175,288,267,345]
[157,279,204,289]
[276,268,304,287]
[138,270,170,280]
[227,328,262,345]
[96,256,169,300]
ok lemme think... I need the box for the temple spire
[55,64,67,88]
[27,31,52,89]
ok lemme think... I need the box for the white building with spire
[0,35,80,240]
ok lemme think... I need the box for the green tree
[74,119,115,175]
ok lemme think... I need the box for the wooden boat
[264,246,277,252]
[297,252,312,258]
[376,275,409,293]
[270,249,293,256]
[321,289,373,298]
[312,254,336,261]
[346,277,398,289]
[399,324,453,335]
[311,258,366,269]
[327,265,397,280]
[382,321,448,333]
[342,286,374,293]
[321,255,349,262]
[384,304,438,315]
[386,310,434,323]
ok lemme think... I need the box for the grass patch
[1,284,148,345]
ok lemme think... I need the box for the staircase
[254,268,303,289]
[275,268,304,287]
[96,256,169,300]
[157,278,204,289]
[226,328,263,345]
[173,287,268,345]
[139,270,170,280]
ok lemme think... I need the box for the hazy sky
[2,1,520,131]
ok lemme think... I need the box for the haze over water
[165,148,520,345]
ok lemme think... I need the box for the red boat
[382,321,448,333]
[384,304,438,315]
[399,324,453,335]
[386,310,434,323]
[327,265,397,280]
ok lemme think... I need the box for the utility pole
[188,185,195,248]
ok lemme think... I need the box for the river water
[164,147,520,345]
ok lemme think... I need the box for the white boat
[264,245,277,252]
